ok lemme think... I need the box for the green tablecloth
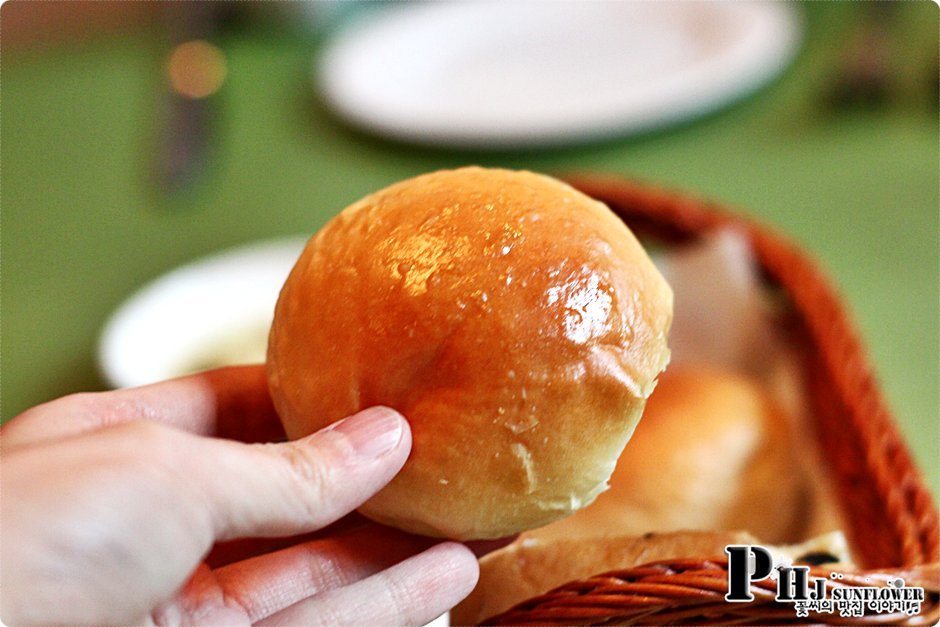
[3,3,937,494]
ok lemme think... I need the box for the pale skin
[0,365,484,626]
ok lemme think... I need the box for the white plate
[318,1,800,149]
[98,237,307,389]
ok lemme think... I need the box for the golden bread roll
[526,365,805,544]
[267,167,672,539]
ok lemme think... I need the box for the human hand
[0,366,480,625]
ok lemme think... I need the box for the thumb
[185,406,411,541]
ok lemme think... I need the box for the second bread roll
[527,365,805,544]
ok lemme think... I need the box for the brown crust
[267,168,672,539]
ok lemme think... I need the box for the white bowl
[98,237,307,389]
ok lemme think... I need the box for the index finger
[1,365,284,450]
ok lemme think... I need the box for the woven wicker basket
[480,175,939,625]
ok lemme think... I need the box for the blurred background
[1,1,937,493]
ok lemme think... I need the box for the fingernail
[330,407,404,459]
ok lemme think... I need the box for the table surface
[2,2,937,495]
